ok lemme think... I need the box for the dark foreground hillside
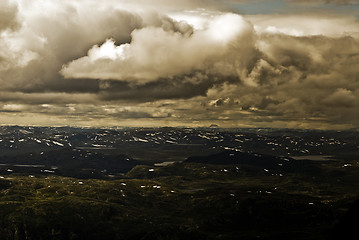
[0,150,358,239]
[0,127,358,239]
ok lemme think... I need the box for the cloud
[97,73,229,102]
[0,0,359,129]
[61,13,256,84]
[195,29,359,128]
[0,0,20,32]
[249,14,359,37]
[0,91,99,105]
[322,88,357,107]
[0,0,144,91]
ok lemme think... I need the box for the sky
[0,0,359,129]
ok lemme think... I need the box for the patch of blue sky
[315,2,359,14]
[224,0,359,15]
[225,0,290,14]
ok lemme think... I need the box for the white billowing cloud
[0,31,40,71]
[0,0,146,91]
[87,39,128,61]
[61,13,256,83]
[1,0,359,129]
[0,0,38,72]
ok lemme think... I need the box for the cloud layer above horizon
[1,0,359,129]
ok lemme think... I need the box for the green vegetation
[0,158,358,240]
[1,127,358,239]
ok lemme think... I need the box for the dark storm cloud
[98,73,238,102]
[1,0,359,128]
[0,2,196,94]
[0,91,98,105]
[2,13,183,96]
[0,2,144,92]
[196,31,359,128]
[0,0,20,32]
[8,78,102,94]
